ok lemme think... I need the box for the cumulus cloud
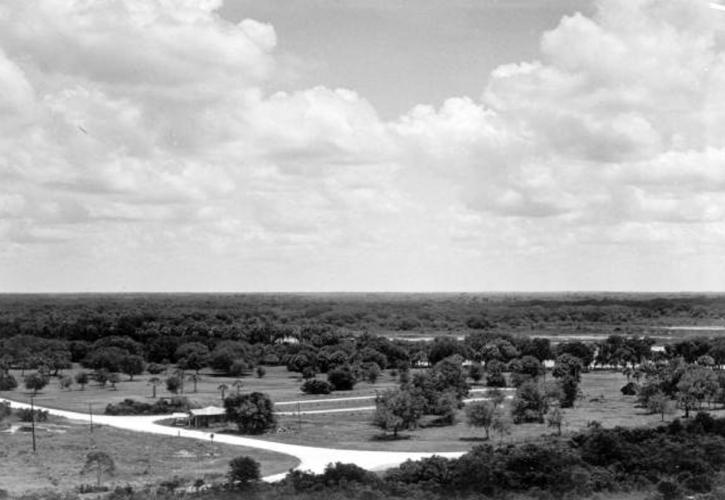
[0,0,723,291]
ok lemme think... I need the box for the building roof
[189,406,226,417]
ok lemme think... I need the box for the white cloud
[0,0,724,291]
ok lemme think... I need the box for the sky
[1,0,725,293]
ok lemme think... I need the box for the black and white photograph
[2,0,725,498]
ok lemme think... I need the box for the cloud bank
[0,0,724,291]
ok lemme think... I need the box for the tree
[166,375,182,394]
[676,366,718,418]
[485,360,506,387]
[210,341,251,373]
[488,387,506,407]
[0,401,11,423]
[552,354,584,381]
[108,372,120,390]
[468,362,484,383]
[224,392,276,434]
[555,342,595,370]
[75,372,89,391]
[465,401,496,439]
[218,383,229,401]
[187,373,201,393]
[148,377,161,398]
[509,356,544,387]
[228,456,260,487]
[647,391,675,421]
[511,381,548,424]
[256,366,266,378]
[547,407,565,436]
[301,379,333,394]
[364,362,382,384]
[559,375,580,408]
[492,407,512,444]
[94,369,110,387]
[119,355,145,381]
[428,336,468,365]
[232,379,244,395]
[59,375,73,391]
[175,342,210,374]
[24,372,49,395]
[328,365,356,391]
[553,355,584,408]
[0,372,18,391]
[372,389,425,438]
[82,451,115,488]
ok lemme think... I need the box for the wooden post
[297,402,302,432]
[30,395,37,453]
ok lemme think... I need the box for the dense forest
[1,293,724,342]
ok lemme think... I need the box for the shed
[188,406,226,428]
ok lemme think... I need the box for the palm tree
[187,373,201,393]
[148,377,161,398]
[174,368,186,394]
[217,383,229,402]
[232,379,244,395]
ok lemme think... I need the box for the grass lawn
[0,413,298,497]
[240,370,693,451]
[2,365,400,413]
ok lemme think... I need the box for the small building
[188,406,226,428]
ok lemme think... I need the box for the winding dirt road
[0,397,466,482]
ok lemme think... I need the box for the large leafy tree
[224,392,276,434]
[24,372,49,395]
[175,342,210,374]
[372,389,425,438]
[511,381,549,424]
[82,451,115,488]
[465,401,496,439]
[119,354,145,381]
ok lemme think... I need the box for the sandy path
[1,397,465,482]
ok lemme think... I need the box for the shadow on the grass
[459,436,489,442]
[371,433,412,441]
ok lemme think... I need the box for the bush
[146,363,167,375]
[0,372,18,391]
[328,365,356,391]
[621,382,639,395]
[228,456,260,486]
[104,397,190,416]
[16,408,49,422]
[301,379,333,395]
[256,366,266,378]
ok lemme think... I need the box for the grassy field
[2,365,399,414]
[3,364,710,456]
[253,370,690,451]
[0,413,298,497]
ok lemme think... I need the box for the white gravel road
[0,397,465,482]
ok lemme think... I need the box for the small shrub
[620,382,638,396]
[16,408,49,422]
[228,456,260,486]
[256,366,266,378]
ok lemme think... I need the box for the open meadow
[0,413,297,498]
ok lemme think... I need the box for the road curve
[0,397,465,482]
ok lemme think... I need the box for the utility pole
[297,402,302,432]
[30,395,37,453]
